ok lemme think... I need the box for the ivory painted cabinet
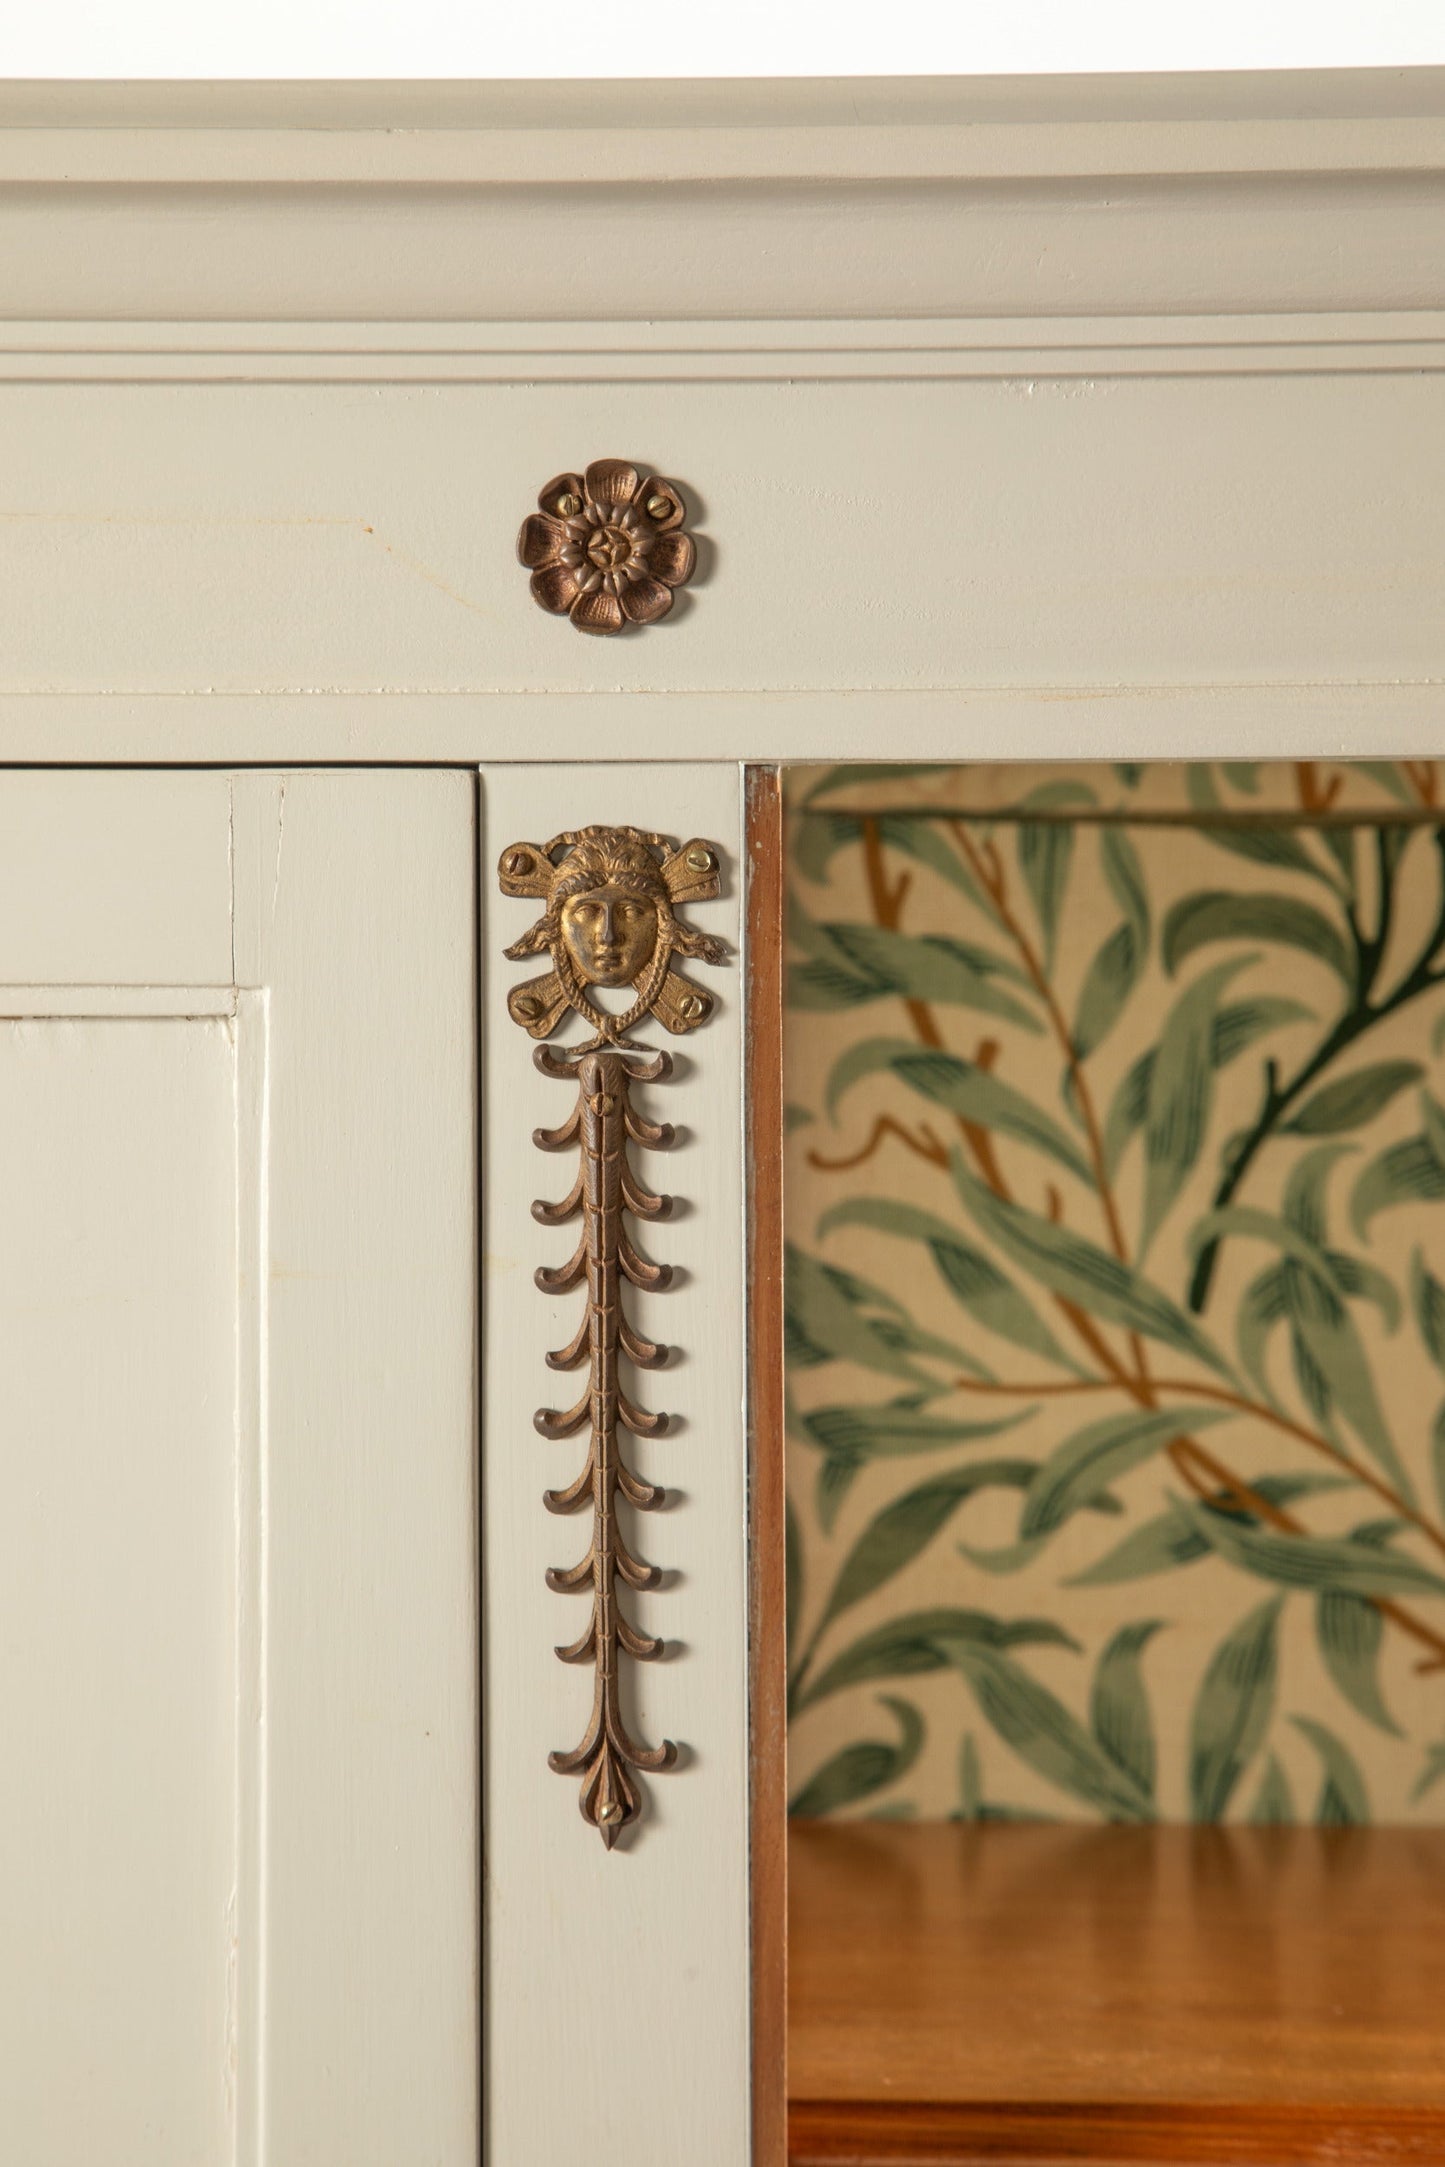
[1,68,1443,2167]
[0,762,756,2167]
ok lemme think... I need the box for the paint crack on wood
[270,782,286,919]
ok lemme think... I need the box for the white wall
[3,0,1443,81]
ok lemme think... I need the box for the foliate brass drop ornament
[499,826,727,1845]
[517,459,696,635]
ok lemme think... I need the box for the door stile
[745,764,789,2167]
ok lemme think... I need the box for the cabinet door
[0,771,478,2167]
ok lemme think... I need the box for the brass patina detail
[517,460,697,635]
[499,826,726,1845]
[499,824,725,1048]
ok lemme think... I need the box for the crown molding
[0,71,1441,325]
[0,71,1442,183]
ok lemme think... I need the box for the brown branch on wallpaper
[806,804,1445,1693]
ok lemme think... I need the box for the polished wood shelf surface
[788,1822,1445,2166]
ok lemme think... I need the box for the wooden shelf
[788,1822,1445,2165]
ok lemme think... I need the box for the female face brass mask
[499,824,727,1047]
[558,884,659,988]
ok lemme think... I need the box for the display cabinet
[0,69,1442,2167]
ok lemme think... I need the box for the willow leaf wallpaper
[784,760,1445,1824]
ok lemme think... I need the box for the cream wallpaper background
[785,759,1445,1822]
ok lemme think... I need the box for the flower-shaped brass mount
[499,826,727,1846]
[518,459,696,635]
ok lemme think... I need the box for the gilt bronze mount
[499,825,726,1845]
[517,460,697,635]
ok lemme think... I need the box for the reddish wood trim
[746,764,788,2167]
[788,2100,1445,2166]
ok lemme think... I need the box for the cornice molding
[0,71,1442,183]
[0,72,1440,325]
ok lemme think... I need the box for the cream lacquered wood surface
[0,372,1438,747]
[0,772,478,2166]
[0,73,1441,319]
[0,75,1441,768]
[0,72,1443,2167]
[482,762,749,2167]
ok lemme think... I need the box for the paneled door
[0,771,478,2167]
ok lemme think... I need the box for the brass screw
[646,494,672,519]
[514,994,538,1020]
[598,1801,622,1825]
[556,492,582,517]
[684,847,713,873]
[502,848,531,877]
[678,993,705,1020]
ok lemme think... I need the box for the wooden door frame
[746,767,789,2167]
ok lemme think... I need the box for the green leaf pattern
[786,762,1445,1821]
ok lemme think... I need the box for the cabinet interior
[781,756,1445,2163]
